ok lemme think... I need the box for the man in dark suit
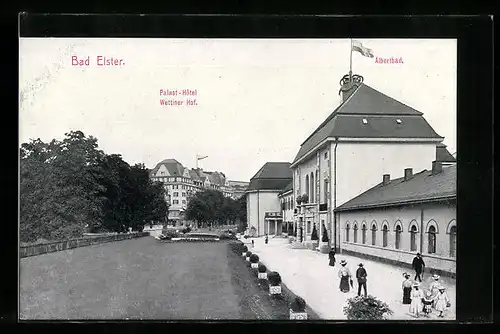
[412,253,426,282]
[356,263,368,297]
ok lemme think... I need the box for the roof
[247,162,292,191]
[436,144,456,163]
[293,83,444,164]
[278,180,293,196]
[150,159,185,176]
[335,164,456,212]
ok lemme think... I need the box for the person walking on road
[433,286,451,318]
[328,249,336,267]
[402,273,413,304]
[429,274,441,308]
[412,253,426,282]
[338,260,352,293]
[356,263,368,297]
[409,282,424,318]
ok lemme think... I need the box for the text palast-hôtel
[160,89,197,96]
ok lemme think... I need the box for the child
[422,291,433,317]
[434,286,450,318]
[409,282,423,318]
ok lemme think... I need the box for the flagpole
[349,38,353,83]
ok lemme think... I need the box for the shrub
[343,295,394,320]
[268,271,282,286]
[242,245,248,253]
[290,296,306,312]
[165,230,179,238]
[246,251,252,257]
[296,195,303,205]
[311,224,319,241]
[250,254,259,263]
[301,193,309,204]
[258,263,267,273]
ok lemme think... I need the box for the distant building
[245,162,292,236]
[278,181,294,234]
[149,159,248,224]
[335,161,456,277]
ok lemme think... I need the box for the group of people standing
[329,249,452,319]
[403,272,451,318]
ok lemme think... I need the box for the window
[371,224,377,245]
[361,224,367,244]
[449,225,457,258]
[160,172,164,175]
[324,179,329,203]
[353,224,358,243]
[346,224,350,242]
[382,225,388,247]
[173,192,179,197]
[310,172,315,203]
[173,200,179,204]
[428,225,437,254]
[307,221,311,234]
[182,200,186,204]
[305,175,309,202]
[182,192,186,197]
[395,225,402,249]
[410,225,418,251]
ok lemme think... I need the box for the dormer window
[362,118,368,124]
[396,118,402,124]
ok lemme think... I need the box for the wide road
[20,237,286,320]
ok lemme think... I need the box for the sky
[19,38,456,182]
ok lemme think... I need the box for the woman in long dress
[328,249,336,267]
[402,273,413,304]
[338,260,352,293]
[434,286,450,318]
[429,274,441,308]
[409,282,424,318]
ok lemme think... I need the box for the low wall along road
[19,232,150,258]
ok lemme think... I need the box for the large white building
[335,161,456,277]
[290,74,448,250]
[149,159,248,224]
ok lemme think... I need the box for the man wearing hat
[412,253,426,282]
[356,263,368,297]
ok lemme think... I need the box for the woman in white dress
[433,286,450,318]
[409,282,424,318]
[429,274,441,308]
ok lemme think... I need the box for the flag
[197,155,208,160]
[352,40,374,58]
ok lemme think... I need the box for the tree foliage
[185,189,247,228]
[20,131,169,242]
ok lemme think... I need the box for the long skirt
[403,287,412,304]
[339,276,350,292]
[329,259,335,267]
[409,298,422,315]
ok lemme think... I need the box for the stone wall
[20,232,150,258]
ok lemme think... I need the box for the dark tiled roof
[247,162,292,191]
[335,164,456,212]
[279,181,293,195]
[150,159,185,176]
[436,144,456,163]
[292,83,444,164]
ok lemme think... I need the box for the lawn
[20,237,289,320]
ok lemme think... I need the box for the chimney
[404,168,413,181]
[432,161,443,175]
[339,74,363,102]
[382,174,390,185]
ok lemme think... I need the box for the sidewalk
[242,236,456,320]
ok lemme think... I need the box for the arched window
[305,175,309,203]
[410,224,418,252]
[361,223,367,244]
[353,224,358,243]
[345,223,350,242]
[310,172,315,203]
[371,222,377,245]
[395,225,402,249]
[382,224,389,247]
[428,225,437,254]
[449,225,457,258]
